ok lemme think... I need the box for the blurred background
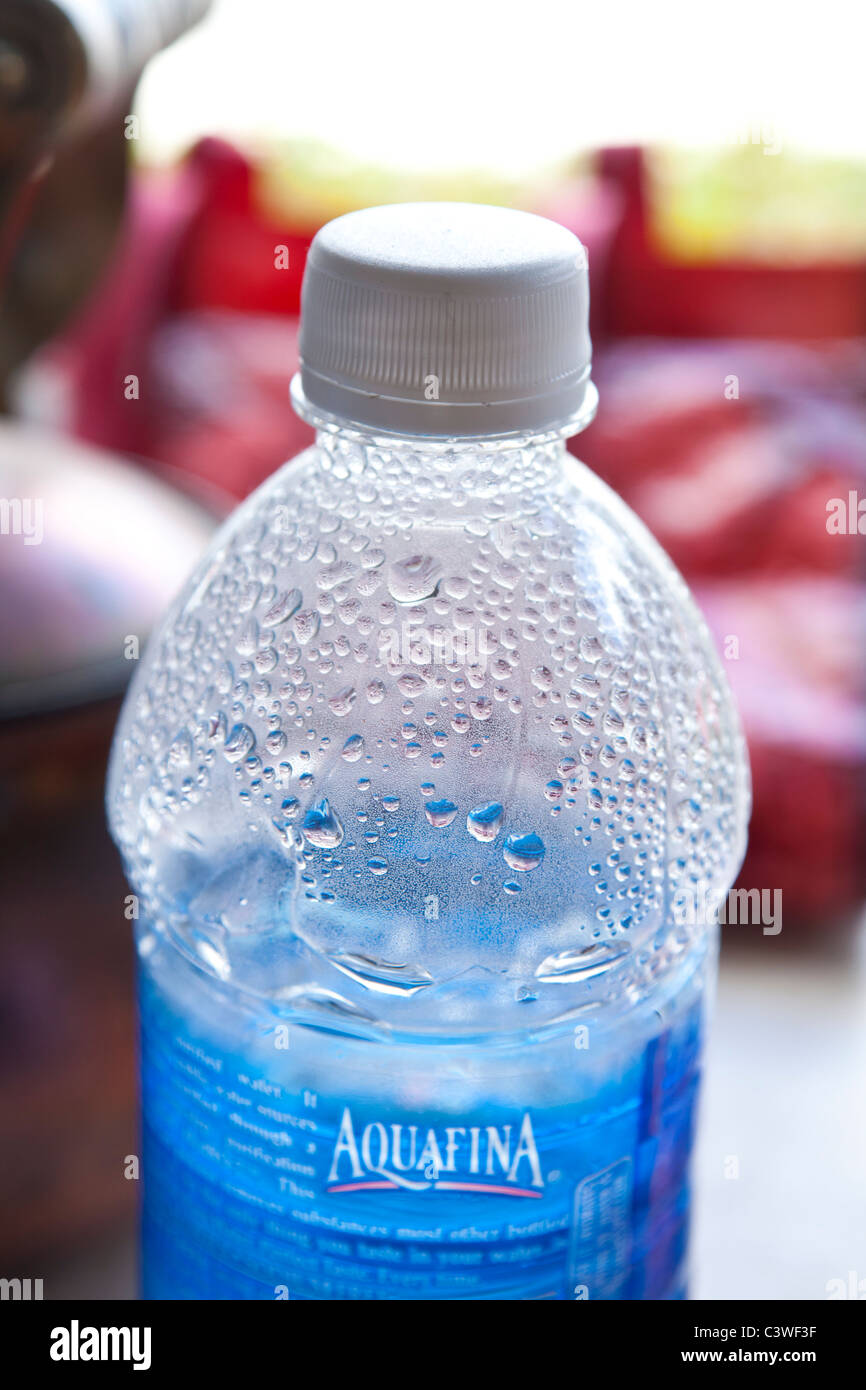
[1,0,864,1300]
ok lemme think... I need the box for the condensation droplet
[303,797,344,848]
[224,724,255,763]
[579,635,604,663]
[503,831,545,872]
[328,686,357,717]
[467,801,504,842]
[425,798,458,828]
[531,666,554,691]
[397,673,427,697]
[293,609,320,645]
[263,588,302,627]
[341,734,365,762]
[387,554,442,604]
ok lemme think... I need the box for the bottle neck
[291,373,595,501]
[312,425,570,509]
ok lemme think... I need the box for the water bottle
[107,202,749,1300]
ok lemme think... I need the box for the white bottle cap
[292,202,596,439]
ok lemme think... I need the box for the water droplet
[467,801,504,842]
[531,666,554,691]
[169,730,192,766]
[328,686,357,717]
[503,831,545,872]
[293,609,320,645]
[676,797,702,829]
[303,797,344,848]
[382,794,400,813]
[397,673,427,697]
[224,724,255,763]
[235,617,259,656]
[544,780,563,802]
[387,554,442,604]
[206,711,228,744]
[262,588,302,627]
[425,798,458,828]
[366,680,386,704]
[491,560,520,590]
[367,857,388,876]
[317,561,356,591]
[341,734,365,762]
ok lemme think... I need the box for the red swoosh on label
[433,1181,542,1198]
[327,1181,400,1193]
[327,1180,542,1198]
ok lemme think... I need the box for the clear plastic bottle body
[109,423,749,1300]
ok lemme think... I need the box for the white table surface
[694,928,866,1301]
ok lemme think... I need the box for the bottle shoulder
[108,436,749,1032]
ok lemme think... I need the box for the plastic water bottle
[107,203,749,1300]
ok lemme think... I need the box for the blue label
[138,971,701,1300]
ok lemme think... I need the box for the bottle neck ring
[290,374,598,452]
